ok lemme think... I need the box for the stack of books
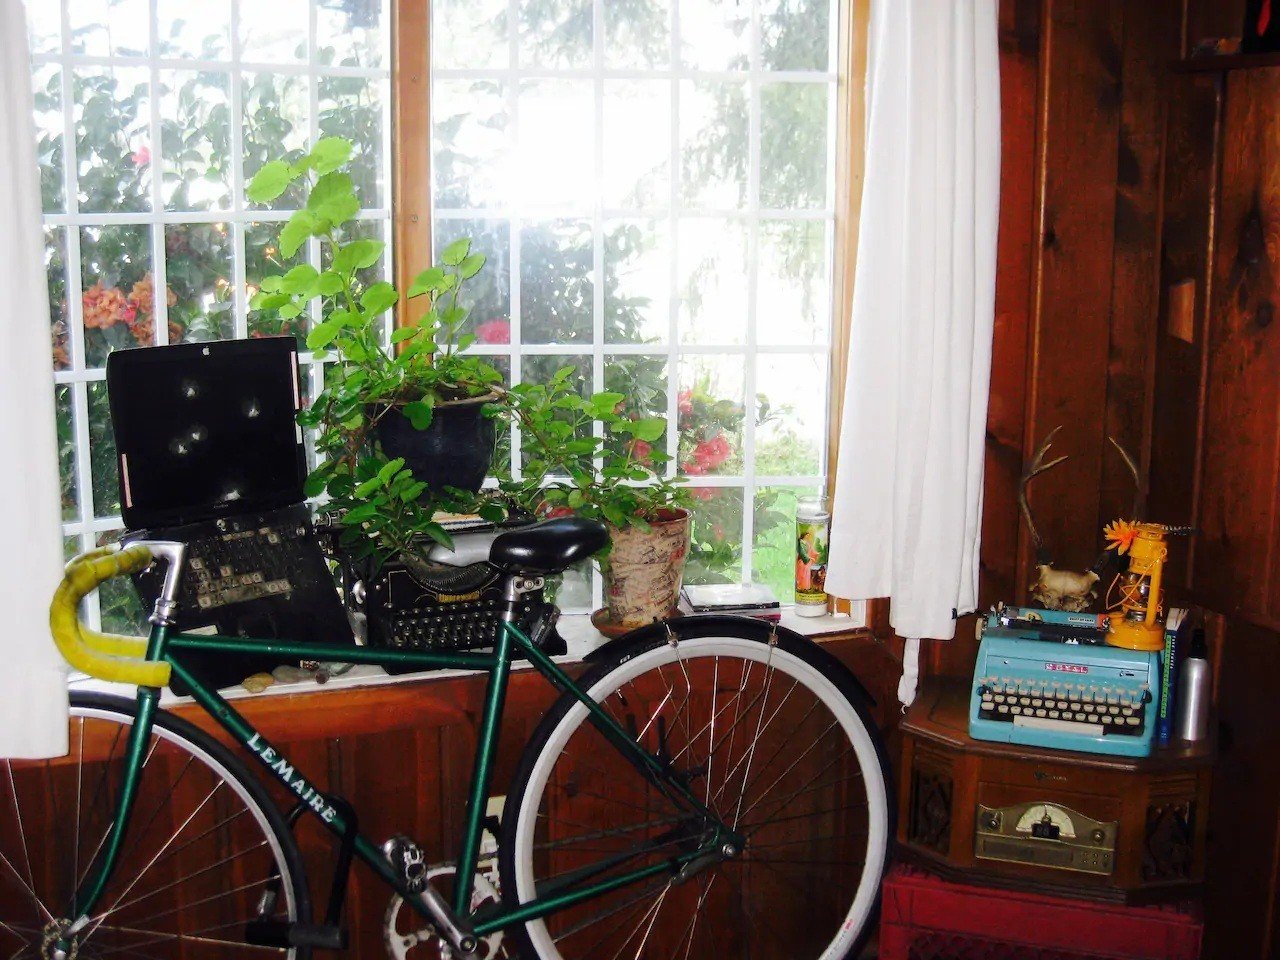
[679,583,782,622]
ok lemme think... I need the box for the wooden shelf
[1173,51,1280,74]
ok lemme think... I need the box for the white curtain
[827,0,1000,645]
[0,0,70,758]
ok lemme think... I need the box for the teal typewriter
[969,605,1159,758]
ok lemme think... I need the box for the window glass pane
[603,80,669,211]
[678,0,749,71]
[247,220,310,342]
[604,220,669,345]
[515,80,594,212]
[433,79,510,210]
[678,355,745,478]
[755,352,826,476]
[46,227,70,371]
[434,218,512,343]
[756,219,829,345]
[518,0,592,69]
[760,82,829,209]
[166,223,234,343]
[320,75,388,207]
[56,386,79,523]
[157,0,232,60]
[753,485,819,600]
[433,0,509,70]
[317,0,389,68]
[604,0,670,68]
[243,72,310,208]
[686,487,744,584]
[80,224,153,366]
[239,0,309,63]
[32,64,64,213]
[760,0,832,71]
[521,220,593,345]
[160,70,232,212]
[68,0,149,58]
[677,217,748,345]
[74,67,151,214]
[87,381,120,518]
[604,356,669,457]
[680,79,747,209]
[26,0,61,56]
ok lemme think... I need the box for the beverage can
[795,494,830,617]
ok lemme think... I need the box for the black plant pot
[376,393,497,494]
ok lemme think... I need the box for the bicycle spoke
[606,882,670,960]
[107,838,268,915]
[4,765,51,927]
[732,720,839,823]
[550,876,671,946]
[739,765,862,837]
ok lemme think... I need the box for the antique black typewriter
[326,516,566,674]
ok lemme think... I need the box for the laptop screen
[106,337,306,530]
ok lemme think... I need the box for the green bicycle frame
[71,618,739,942]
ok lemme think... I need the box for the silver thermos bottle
[1175,628,1211,742]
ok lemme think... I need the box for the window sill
[69,605,868,706]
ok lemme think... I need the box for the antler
[1107,435,1143,518]
[1019,426,1068,565]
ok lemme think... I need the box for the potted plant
[245,137,505,570]
[496,370,692,631]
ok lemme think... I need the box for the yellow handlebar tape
[49,544,171,688]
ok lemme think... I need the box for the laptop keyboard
[183,518,314,612]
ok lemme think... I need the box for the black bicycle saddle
[488,517,609,574]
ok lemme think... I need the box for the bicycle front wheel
[0,691,310,960]
[500,618,892,960]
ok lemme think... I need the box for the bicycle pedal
[383,834,430,894]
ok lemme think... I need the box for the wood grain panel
[1021,0,1124,576]
[982,0,1041,609]
[1196,68,1280,619]
[1149,74,1222,589]
[1098,0,1183,530]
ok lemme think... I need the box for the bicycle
[2,516,892,960]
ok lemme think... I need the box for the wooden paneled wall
[958,0,1280,956]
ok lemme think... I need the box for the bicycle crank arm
[406,881,480,957]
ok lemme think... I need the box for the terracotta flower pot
[598,508,691,630]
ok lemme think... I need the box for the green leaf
[588,393,626,417]
[400,481,428,501]
[458,253,486,279]
[303,472,328,498]
[354,475,383,498]
[278,301,302,319]
[344,502,379,523]
[250,291,290,311]
[440,237,470,266]
[306,318,344,350]
[377,457,406,484]
[315,270,343,296]
[631,417,666,442]
[307,171,359,225]
[280,209,321,258]
[406,266,447,298]
[279,263,319,294]
[360,281,399,315]
[390,326,419,344]
[259,275,284,293]
[333,239,385,274]
[246,160,295,203]
[308,136,354,174]
[403,399,434,430]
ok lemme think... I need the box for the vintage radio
[899,679,1214,903]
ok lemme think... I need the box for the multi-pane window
[27,0,391,630]
[430,0,841,611]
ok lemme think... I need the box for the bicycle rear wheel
[0,692,310,960]
[499,618,892,960]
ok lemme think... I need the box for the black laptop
[107,337,353,692]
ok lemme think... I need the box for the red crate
[879,865,1203,960]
